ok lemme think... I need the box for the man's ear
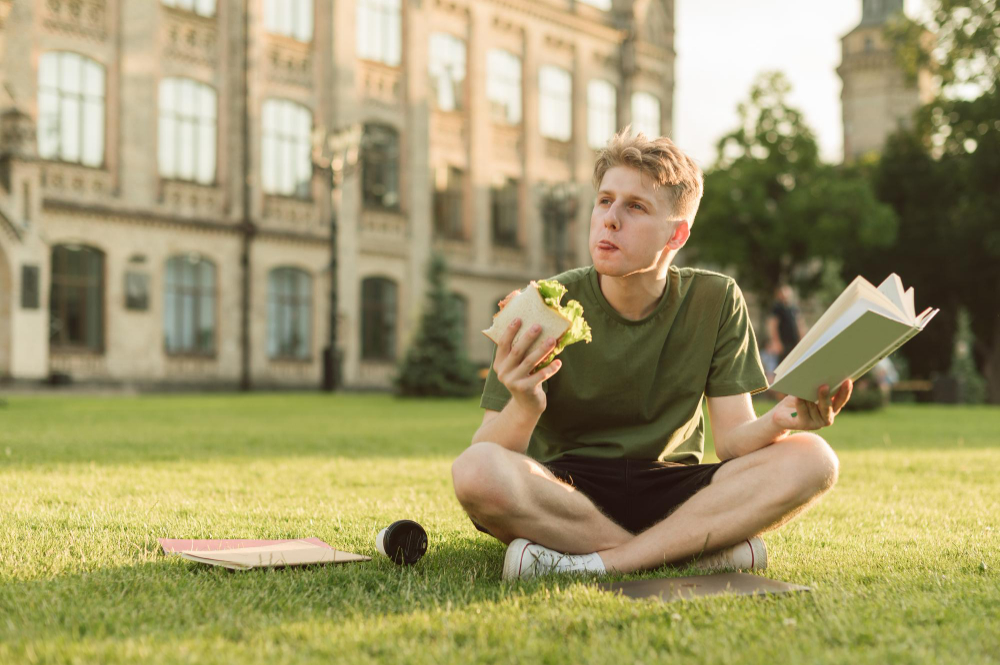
[666,220,691,250]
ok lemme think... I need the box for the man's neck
[597,269,670,321]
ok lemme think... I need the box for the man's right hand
[493,318,563,414]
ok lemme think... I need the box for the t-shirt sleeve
[706,280,769,397]
[480,344,513,411]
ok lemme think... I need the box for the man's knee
[451,441,518,515]
[776,432,839,503]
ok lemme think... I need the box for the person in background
[767,285,807,363]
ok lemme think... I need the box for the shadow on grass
[2,536,668,646]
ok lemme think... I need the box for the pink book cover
[159,537,333,554]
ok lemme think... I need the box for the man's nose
[603,201,621,229]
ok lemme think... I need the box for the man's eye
[631,203,644,211]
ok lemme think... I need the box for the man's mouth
[597,241,618,251]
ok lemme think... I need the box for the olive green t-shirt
[480,264,769,465]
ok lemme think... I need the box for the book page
[877,274,907,318]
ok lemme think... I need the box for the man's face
[589,166,678,277]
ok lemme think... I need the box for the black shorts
[473,455,728,536]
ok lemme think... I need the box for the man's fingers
[529,359,562,386]
[832,379,852,413]
[529,336,559,369]
[498,318,521,355]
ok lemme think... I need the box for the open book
[769,274,938,401]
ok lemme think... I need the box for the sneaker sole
[502,538,533,581]
[748,536,768,570]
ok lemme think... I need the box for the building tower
[837,0,935,162]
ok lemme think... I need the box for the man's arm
[708,381,854,460]
[471,401,542,455]
[707,393,788,460]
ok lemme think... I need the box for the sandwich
[482,279,592,369]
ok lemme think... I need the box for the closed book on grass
[770,274,938,401]
[176,540,370,571]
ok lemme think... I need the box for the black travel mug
[375,520,428,565]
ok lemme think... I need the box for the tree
[689,72,897,304]
[885,0,1000,401]
[395,253,480,398]
[844,131,961,384]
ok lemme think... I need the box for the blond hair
[593,127,704,223]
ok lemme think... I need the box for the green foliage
[1,395,999,664]
[689,72,897,302]
[395,253,480,398]
[880,0,1000,402]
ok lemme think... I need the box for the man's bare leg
[451,441,632,553]
[597,432,839,573]
[452,433,838,570]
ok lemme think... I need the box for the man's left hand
[771,380,853,431]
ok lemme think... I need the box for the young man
[451,129,853,581]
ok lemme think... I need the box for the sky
[673,0,929,169]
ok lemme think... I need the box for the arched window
[50,245,104,351]
[361,124,400,210]
[450,292,468,353]
[357,0,401,66]
[361,277,397,361]
[262,99,313,198]
[268,267,312,359]
[162,0,216,17]
[38,52,106,167]
[264,0,313,41]
[587,79,617,149]
[164,255,216,355]
[159,77,217,184]
[631,92,661,139]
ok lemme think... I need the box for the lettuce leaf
[535,279,593,368]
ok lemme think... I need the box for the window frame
[491,177,520,248]
[360,277,398,362]
[37,51,106,168]
[587,79,617,149]
[161,0,216,18]
[361,123,401,211]
[486,49,523,125]
[164,255,217,357]
[357,0,402,66]
[264,0,314,42]
[428,32,467,112]
[158,77,218,185]
[631,91,662,139]
[49,245,105,353]
[433,165,465,240]
[539,65,573,142]
[267,267,313,361]
[261,98,314,199]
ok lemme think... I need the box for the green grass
[1,394,998,664]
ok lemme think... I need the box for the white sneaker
[691,536,767,572]
[502,538,607,581]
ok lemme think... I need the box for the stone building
[838,0,934,163]
[0,0,674,390]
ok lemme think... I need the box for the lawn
[0,393,998,664]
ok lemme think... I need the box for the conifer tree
[395,253,480,397]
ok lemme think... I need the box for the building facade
[0,0,674,390]
[837,0,934,163]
